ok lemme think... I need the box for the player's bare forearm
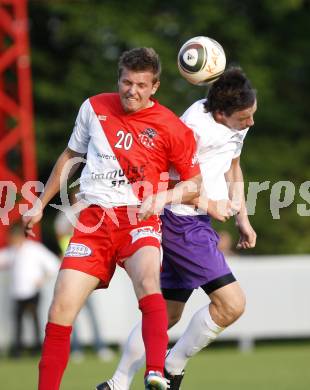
[225,157,257,248]
[39,147,83,210]
[22,147,84,236]
[192,195,238,222]
[235,205,250,225]
[138,174,201,221]
[167,173,201,205]
[225,157,247,218]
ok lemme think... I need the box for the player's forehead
[119,68,155,84]
[232,99,257,119]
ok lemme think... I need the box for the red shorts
[60,206,161,288]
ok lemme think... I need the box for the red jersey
[68,93,199,207]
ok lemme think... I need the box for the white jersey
[169,99,248,216]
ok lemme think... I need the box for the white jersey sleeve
[233,129,248,158]
[68,99,92,154]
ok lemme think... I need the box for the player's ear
[213,110,224,121]
[151,80,160,95]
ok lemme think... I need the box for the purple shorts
[160,208,235,293]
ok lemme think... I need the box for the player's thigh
[124,246,161,298]
[208,281,246,311]
[49,268,100,325]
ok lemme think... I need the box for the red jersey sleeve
[167,117,200,181]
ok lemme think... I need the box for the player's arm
[168,177,235,222]
[22,147,84,237]
[191,193,237,222]
[225,157,257,249]
[167,173,202,203]
[138,173,202,221]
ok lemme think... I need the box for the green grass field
[1,343,310,389]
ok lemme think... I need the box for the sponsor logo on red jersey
[138,128,157,149]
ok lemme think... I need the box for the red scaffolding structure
[0,0,38,246]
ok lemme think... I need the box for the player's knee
[137,277,160,297]
[48,299,76,325]
[222,293,246,325]
[212,291,246,326]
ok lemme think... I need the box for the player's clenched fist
[22,203,43,237]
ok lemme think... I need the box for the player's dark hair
[118,47,161,83]
[204,67,256,116]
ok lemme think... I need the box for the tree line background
[28,0,310,254]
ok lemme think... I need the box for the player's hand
[138,192,167,221]
[207,199,241,222]
[236,219,257,249]
[22,204,43,237]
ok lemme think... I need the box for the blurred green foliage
[28,0,310,254]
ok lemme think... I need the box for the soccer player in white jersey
[99,67,257,390]
[22,47,201,390]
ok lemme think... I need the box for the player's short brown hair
[204,67,256,116]
[118,47,161,83]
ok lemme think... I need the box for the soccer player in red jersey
[22,47,201,390]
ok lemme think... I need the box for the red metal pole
[0,0,39,246]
